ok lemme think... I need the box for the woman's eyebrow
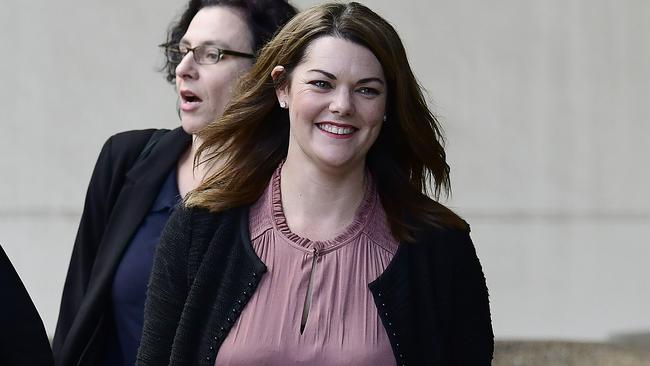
[178,39,228,47]
[308,69,385,85]
[308,69,336,79]
[358,77,384,85]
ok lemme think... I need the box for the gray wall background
[1,0,648,341]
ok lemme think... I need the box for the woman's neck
[176,135,205,197]
[279,158,366,241]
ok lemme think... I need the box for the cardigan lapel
[369,240,447,365]
[88,127,191,296]
[369,245,414,365]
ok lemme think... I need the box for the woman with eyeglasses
[52,1,296,365]
[137,2,493,365]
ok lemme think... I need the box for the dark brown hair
[188,2,467,241]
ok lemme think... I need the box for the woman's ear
[271,65,285,81]
[271,65,288,108]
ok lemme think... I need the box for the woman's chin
[180,117,210,135]
[308,154,365,175]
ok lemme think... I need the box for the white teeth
[318,123,355,135]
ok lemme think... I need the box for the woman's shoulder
[168,204,244,239]
[169,203,217,228]
[110,127,186,153]
[160,205,248,271]
[96,128,189,173]
[158,204,221,259]
[105,128,161,152]
[94,129,160,166]
[413,196,471,235]
[396,196,477,254]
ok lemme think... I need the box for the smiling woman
[272,37,387,177]
[138,2,494,366]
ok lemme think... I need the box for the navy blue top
[105,167,180,366]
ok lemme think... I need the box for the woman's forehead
[297,37,385,81]
[182,6,253,51]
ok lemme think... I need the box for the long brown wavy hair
[187,1,467,241]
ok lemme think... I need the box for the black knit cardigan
[136,204,493,366]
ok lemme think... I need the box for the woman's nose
[329,88,355,116]
[175,52,198,80]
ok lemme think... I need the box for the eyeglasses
[162,44,254,65]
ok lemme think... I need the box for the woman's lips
[179,90,203,112]
[316,122,358,139]
[180,100,201,112]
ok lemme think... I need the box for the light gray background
[1,0,648,341]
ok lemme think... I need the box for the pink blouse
[214,166,399,365]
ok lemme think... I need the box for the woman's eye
[357,87,380,96]
[309,80,332,89]
[205,51,221,61]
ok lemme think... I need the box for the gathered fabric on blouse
[214,165,399,366]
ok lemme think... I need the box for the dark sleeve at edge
[0,245,54,366]
[449,231,494,364]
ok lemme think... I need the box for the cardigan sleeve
[0,245,54,366]
[53,130,155,360]
[136,205,192,366]
[449,231,494,364]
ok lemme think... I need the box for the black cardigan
[0,245,54,366]
[137,204,494,366]
[53,127,191,366]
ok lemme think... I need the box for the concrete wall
[1,0,648,342]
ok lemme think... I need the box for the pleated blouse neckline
[270,162,377,255]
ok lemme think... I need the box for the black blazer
[0,245,54,366]
[137,204,494,366]
[53,127,191,366]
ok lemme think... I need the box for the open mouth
[180,90,203,104]
[316,122,358,136]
